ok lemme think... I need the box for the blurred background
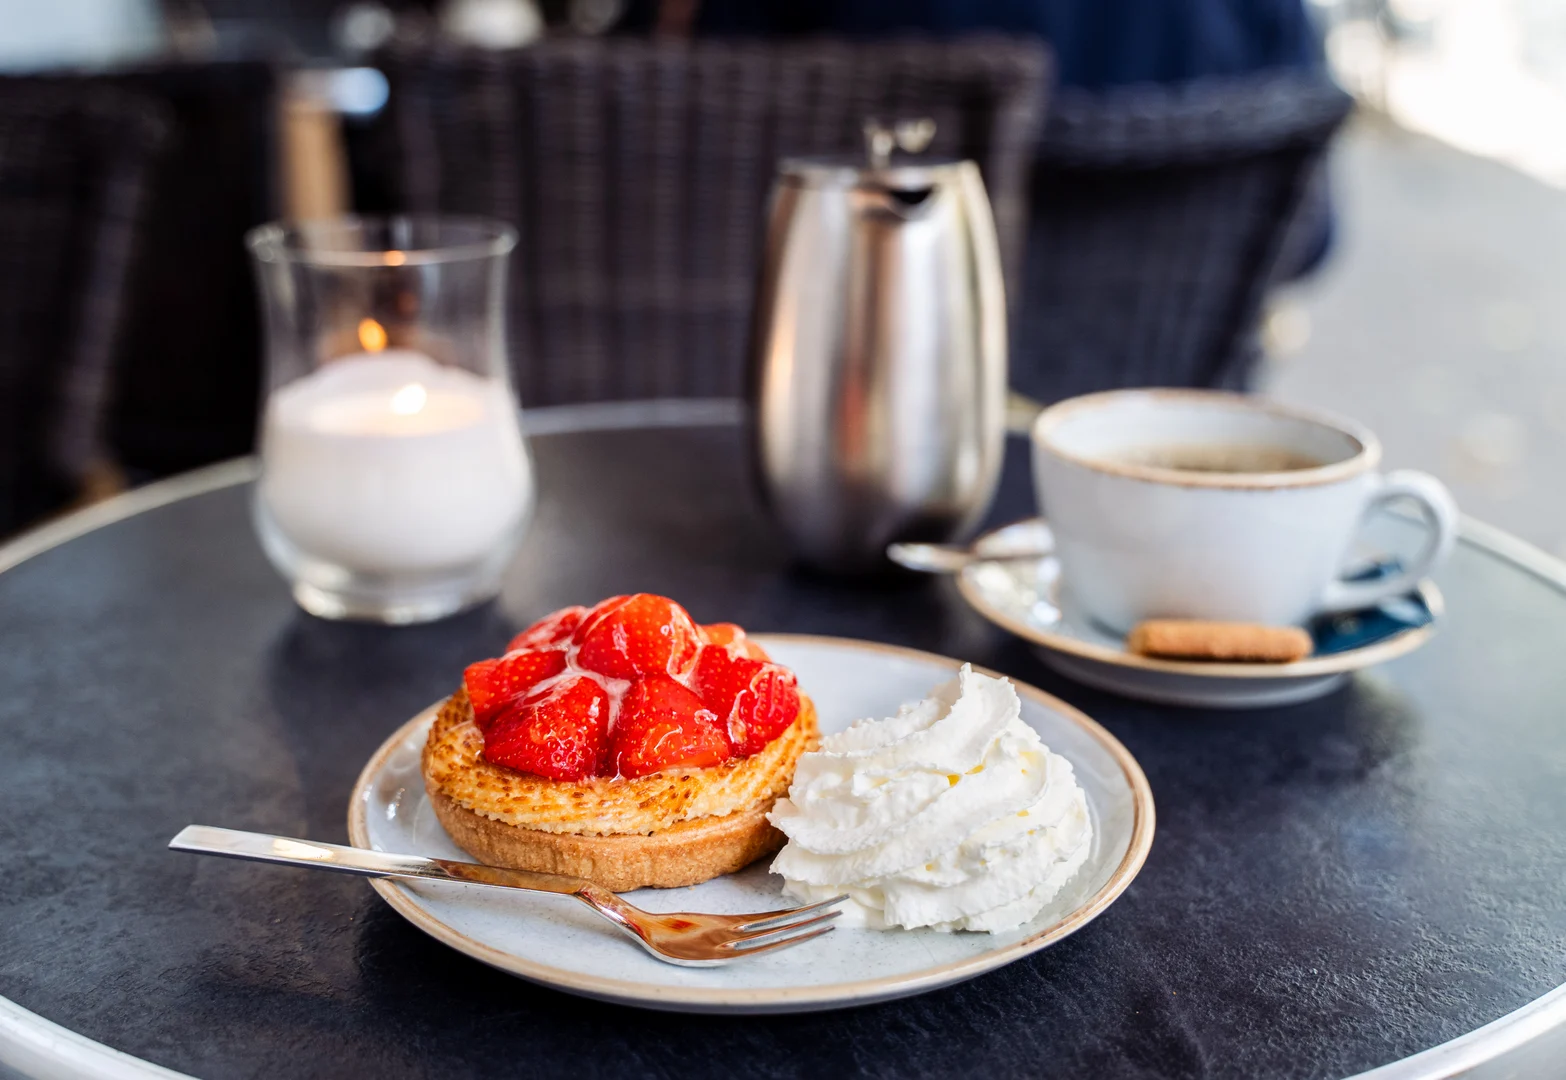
[1,0,1561,553]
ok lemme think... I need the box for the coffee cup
[1030,389,1458,632]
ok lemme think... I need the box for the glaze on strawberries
[462,594,802,781]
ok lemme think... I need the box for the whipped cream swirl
[769,666,1092,933]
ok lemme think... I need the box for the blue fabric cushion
[693,0,1322,89]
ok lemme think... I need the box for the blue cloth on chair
[692,0,1323,89]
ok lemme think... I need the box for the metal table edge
[0,394,1562,1080]
[0,996,192,1080]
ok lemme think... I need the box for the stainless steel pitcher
[749,121,1008,572]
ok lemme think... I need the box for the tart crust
[427,790,787,891]
[421,689,818,889]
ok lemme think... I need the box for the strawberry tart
[421,594,818,890]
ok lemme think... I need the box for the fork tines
[723,894,849,956]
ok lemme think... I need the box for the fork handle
[168,825,591,897]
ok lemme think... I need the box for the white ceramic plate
[956,520,1443,709]
[347,635,1154,1014]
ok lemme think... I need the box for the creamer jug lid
[777,156,972,191]
[778,117,968,190]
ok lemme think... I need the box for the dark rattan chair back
[98,61,279,479]
[0,84,164,535]
[370,37,1049,407]
[1014,71,1353,404]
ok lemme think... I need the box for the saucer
[955,520,1443,709]
[348,635,1154,1014]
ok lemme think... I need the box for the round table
[3,401,1565,1080]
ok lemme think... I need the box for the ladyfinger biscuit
[1126,619,1312,663]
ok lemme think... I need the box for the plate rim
[957,518,1444,680]
[1036,650,1351,709]
[345,633,1157,1011]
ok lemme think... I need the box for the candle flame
[358,318,388,353]
[390,383,427,415]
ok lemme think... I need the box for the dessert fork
[170,826,843,966]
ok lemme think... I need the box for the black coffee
[1108,443,1327,474]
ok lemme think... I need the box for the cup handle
[1316,470,1458,615]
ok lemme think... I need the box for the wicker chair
[0,84,164,535]
[95,61,280,479]
[1012,70,1353,405]
[5,62,278,484]
[368,37,1050,407]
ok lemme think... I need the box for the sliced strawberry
[701,622,744,647]
[611,674,730,778]
[569,593,630,645]
[733,663,800,753]
[691,645,750,743]
[463,649,568,731]
[576,593,701,681]
[507,606,589,652]
[693,646,800,756]
[700,622,769,660]
[482,675,611,780]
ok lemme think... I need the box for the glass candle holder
[247,216,532,624]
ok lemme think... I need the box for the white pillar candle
[259,351,531,576]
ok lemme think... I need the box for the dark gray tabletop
[2,402,1565,1080]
